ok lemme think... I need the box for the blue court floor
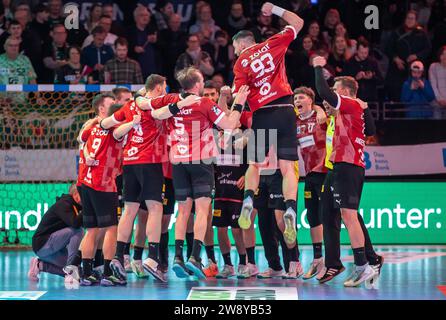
[1,246,446,300]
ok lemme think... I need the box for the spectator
[47,0,64,27]
[385,10,431,101]
[28,184,83,281]
[83,3,102,34]
[307,20,328,51]
[102,3,126,37]
[401,60,435,118]
[343,37,383,102]
[288,34,314,87]
[189,3,221,44]
[127,6,160,79]
[42,24,69,83]
[250,11,278,43]
[321,8,341,46]
[55,46,86,84]
[334,22,356,57]
[211,73,225,91]
[285,0,318,30]
[30,4,50,45]
[225,0,251,37]
[174,33,214,79]
[203,80,219,103]
[410,0,436,30]
[328,35,352,75]
[81,26,114,83]
[213,30,235,82]
[428,46,446,118]
[104,37,143,84]
[159,13,188,88]
[153,0,175,31]
[82,15,118,49]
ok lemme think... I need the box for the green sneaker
[131,260,148,278]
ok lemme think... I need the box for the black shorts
[81,185,119,228]
[212,200,241,228]
[116,174,124,208]
[123,163,164,203]
[162,178,175,215]
[332,162,365,210]
[304,172,326,228]
[253,170,286,211]
[250,103,298,163]
[172,163,215,201]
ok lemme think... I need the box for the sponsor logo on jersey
[127,146,138,157]
[132,136,144,143]
[248,43,270,61]
[212,105,222,116]
[241,59,249,67]
[355,137,365,147]
[179,108,192,116]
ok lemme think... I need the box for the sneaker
[344,264,376,287]
[64,276,80,290]
[283,208,297,246]
[159,263,168,274]
[124,254,132,273]
[28,257,40,282]
[236,264,250,279]
[238,197,253,229]
[216,265,235,279]
[303,257,325,280]
[185,256,206,279]
[203,259,219,278]
[92,269,103,281]
[93,265,104,274]
[80,273,100,286]
[172,257,190,278]
[63,265,81,282]
[247,263,259,277]
[101,274,127,286]
[131,260,148,278]
[318,266,345,284]
[143,257,167,282]
[257,268,285,279]
[110,259,127,281]
[283,261,304,279]
[366,255,384,289]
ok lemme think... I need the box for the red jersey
[331,94,366,168]
[147,94,225,163]
[80,124,123,192]
[296,111,328,174]
[232,25,297,112]
[112,100,168,165]
[162,161,173,179]
[76,125,95,187]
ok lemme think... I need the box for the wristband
[99,118,106,130]
[233,104,243,113]
[168,103,180,115]
[272,5,285,17]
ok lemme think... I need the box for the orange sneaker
[203,259,218,278]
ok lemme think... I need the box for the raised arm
[218,86,232,115]
[216,85,250,130]
[113,115,141,140]
[261,2,304,34]
[77,117,98,143]
[151,95,201,120]
[312,56,339,108]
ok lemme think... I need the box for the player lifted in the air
[232,2,304,245]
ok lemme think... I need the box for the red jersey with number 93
[232,25,297,112]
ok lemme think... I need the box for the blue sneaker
[185,256,206,279]
[172,257,189,278]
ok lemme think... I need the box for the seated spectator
[410,0,436,31]
[225,0,251,37]
[102,3,126,37]
[47,0,64,27]
[306,20,328,51]
[189,2,221,44]
[428,46,446,118]
[343,37,383,102]
[328,35,352,75]
[211,73,225,91]
[55,46,86,84]
[250,11,278,43]
[81,26,114,83]
[104,38,143,84]
[153,0,175,31]
[213,30,235,82]
[28,184,83,281]
[42,24,69,83]
[401,60,435,118]
[385,10,431,101]
[334,22,356,57]
[83,3,102,34]
[82,15,118,50]
[30,4,51,45]
[321,8,341,45]
[175,33,214,79]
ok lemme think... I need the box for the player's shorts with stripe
[81,185,118,228]
[123,163,164,203]
[212,200,242,228]
[253,170,286,211]
[304,171,326,228]
[172,162,215,201]
[332,162,365,210]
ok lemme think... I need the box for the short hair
[33,3,49,14]
[215,30,228,40]
[92,93,115,115]
[232,30,255,43]
[204,80,217,90]
[176,67,202,90]
[134,5,150,20]
[51,23,66,32]
[92,25,106,35]
[8,20,21,28]
[187,33,199,41]
[4,37,20,50]
[357,36,369,49]
[114,37,128,48]
[112,86,131,98]
[108,103,124,117]
[293,86,315,103]
[334,76,358,96]
[145,74,166,91]
[68,46,81,57]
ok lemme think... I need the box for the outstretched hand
[233,85,250,107]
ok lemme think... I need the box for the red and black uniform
[162,160,175,215]
[233,25,299,162]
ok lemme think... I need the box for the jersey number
[250,53,275,79]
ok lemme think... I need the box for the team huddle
[60,2,383,288]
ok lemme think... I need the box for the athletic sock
[313,242,323,259]
[205,245,216,264]
[243,190,255,201]
[160,232,169,264]
[94,249,104,267]
[115,241,127,264]
[186,232,194,259]
[288,245,298,262]
[103,259,112,277]
[175,239,184,260]
[191,239,203,262]
[285,199,297,211]
[133,246,144,261]
[246,246,255,264]
[124,242,131,256]
[148,242,159,262]
[68,250,82,266]
[238,253,246,265]
[353,247,368,266]
[222,252,232,266]
[82,258,93,277]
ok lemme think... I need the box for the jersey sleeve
[80,127,93,143]
[336,94,361,115]
[232,59,248,94]
[266,25,297,50]
[112,106,128,122]
[204,99,226,125]
[145,94,178,110]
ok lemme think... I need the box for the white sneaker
[316,266,326,280]
[143,257,167,282]
[283,208,297,246]
[257,268,285,279]
[283,261,304,279]
[303,257,325,280]
[236,264,250,279]
[216,265,235,279]
[124,254,132,273]
[63,265,80,282]
[247,263,259,277]
[344,264,377,287]
[238,197,253,229]
[64,275,80,290]
[28,257,40,282]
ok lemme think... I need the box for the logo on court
[187,287,297,300]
